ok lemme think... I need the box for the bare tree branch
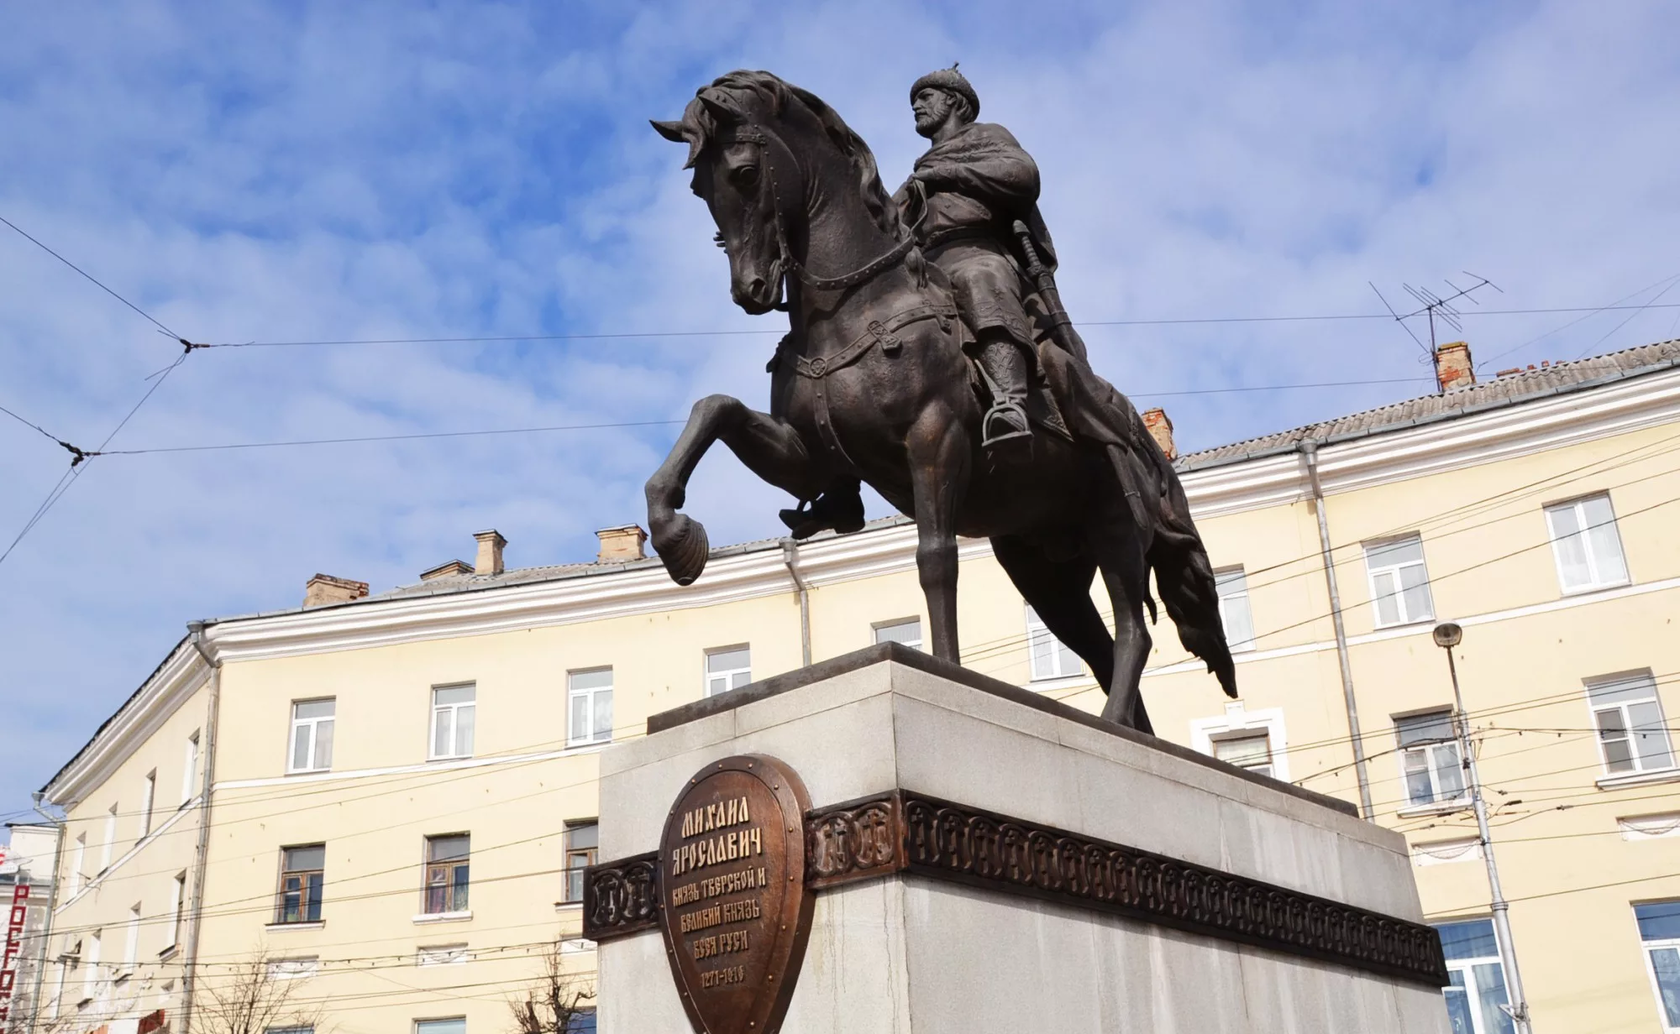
[508,940,593,1034]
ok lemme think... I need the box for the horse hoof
[655,514,710,586]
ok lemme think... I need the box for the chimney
[596,524,648,563]
[420,559,473,581]
[1435,341,1475,392]
[474,530,507,576]
[304,573,369,608]
[1141,408,1177,460]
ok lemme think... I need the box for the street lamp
[1432,622,1532,1033]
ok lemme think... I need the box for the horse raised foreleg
[645,394,827,586]
[906,408,971,664]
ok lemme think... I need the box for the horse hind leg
[1098,545,1155,734]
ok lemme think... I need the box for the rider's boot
[977,336,1032,448]
[779,478,866,539]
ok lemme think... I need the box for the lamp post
[1433,621,1532,1033]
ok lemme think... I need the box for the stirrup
[981,400,1031,448]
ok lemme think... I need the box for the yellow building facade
[33,339,1680,1034]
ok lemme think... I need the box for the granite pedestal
[587,644,1452,1033]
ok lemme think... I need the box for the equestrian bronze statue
[646,69,1235,732]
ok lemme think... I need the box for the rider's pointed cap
[911,64,979,118]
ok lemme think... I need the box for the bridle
[729,125,926,295]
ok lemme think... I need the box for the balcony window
[288,699,335,773]
[1588,673,1675,776]
[1025,606,1081,682]
[873,618,922,651]
[1396,711,1465,807]
[562,822,598,904]
[424,835,470,914]
[1545,494,1628,593]
[705,647,751,698]
[430,685,476,760]
[1435,919,1514,1034]
[567,669,613,747]
[1636,901,1680,1032]
[1214,568,1256,651]
[276,845,325,924]
[1364,535,1434,628]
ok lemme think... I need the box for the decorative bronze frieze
[581,851,660,942]
[590,789,1450,989]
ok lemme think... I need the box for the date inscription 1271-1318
[657,755,816,1034]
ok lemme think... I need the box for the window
[1364,535,1434,627]
[562,822,598,904]
[167,872,186,948]
[415,1019,466,1034]
[123,903,141,973]
[50,957,66,1017]
[705,647,752,697]
[71,834,86,895]
[276,845,325,924]
[84,931,101,1000]
[1214,568,1256,651]
[567,669,613,747]
[1212,731,1275,777]
[430,685,476,760]
[1588,673,1675,776]
[1545,494,1629,593]
[1435,919,1514,1034]
[267,1028,315,1034]
[1637,901,1680,1031]
[568,1010,597,1033]
[182,731,200,806]
[101,804,118,873]
[288,699,335,773]
[140,771,156,839]
[1025,606,1081,681]
[873,617,922,650]
[424,835,470,914]
[1396,711,1466,807]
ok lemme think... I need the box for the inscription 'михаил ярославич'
[657,755,815,1034]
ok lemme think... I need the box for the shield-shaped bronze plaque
[659,754,814,1034]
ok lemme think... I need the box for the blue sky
[3,1,1679,825]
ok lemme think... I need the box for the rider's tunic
[894,121,1058,349]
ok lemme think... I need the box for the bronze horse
[646,71,1235,731]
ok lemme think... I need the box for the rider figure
[896,65,1056,449]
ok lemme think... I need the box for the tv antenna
[1369,273,1503,388]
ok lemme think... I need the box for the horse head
[653,71,900,315]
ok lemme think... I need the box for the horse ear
[650,119,686,143]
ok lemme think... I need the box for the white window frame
[71,834,86,895]
[1363,534,1435,628]
[429,684,477,761]
[567,669,614,747]
[705,646,752,698]
[873,617,923,651]
[1545,493,1630,594]
[1436,919,1514,1034]
[288,699,335,774]
[83,930,101,1001]
[139,770,156,839]
[1188,703,1290,781]
[414,1018,468,1034]
[1024,605,1082,683]
[168,872,186,949]
[1395,710,1468,809]
[181,730,200,806]
[122,903,141,975]
[1214,568,1257,652]
[100,804,118,873]
[1636,903,1680,1033]
[1587,672,1676,777]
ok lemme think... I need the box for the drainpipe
[1300,443,1375,819]
[179,622,223,1034]
[781,540,813,667]
[24,793,64,1034]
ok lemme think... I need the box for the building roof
[1176,338,1680,471]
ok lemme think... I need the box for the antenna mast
[1369,273,1503,391]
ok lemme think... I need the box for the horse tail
[1140,440,1238,698]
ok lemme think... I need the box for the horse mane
[675,70,902,239]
